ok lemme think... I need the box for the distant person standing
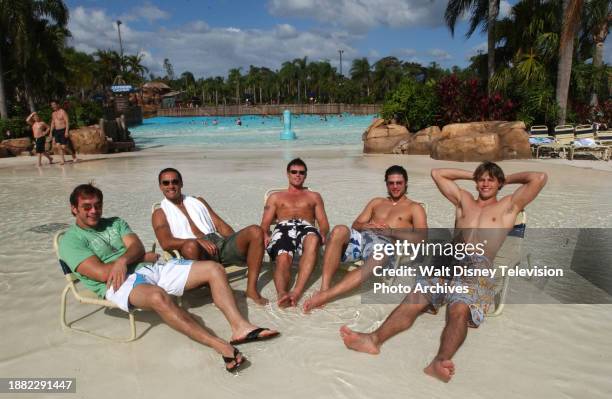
[26,112,54,166]
[50,100,78,165]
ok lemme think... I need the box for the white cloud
[499,1,512,19]
[267,0,448,33]
[427,49,452,61]
[68,7,357,78]
[120,2,170,23]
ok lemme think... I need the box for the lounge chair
[151,202,248,279]
[536,125,574,159]
[487,211,528,317]
[528,125,554,157]
[53,231,139,342]
[570,125,609,161]
[595,129,612,145]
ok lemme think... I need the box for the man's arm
[198,197,235,237]
[431,168,472,206]
[62,110,69,136]
[75,233,145,291]
[506,172,548,212]
[260,194,278,246]
[313,192,329,243]
[351,199,385,231]
[152,208,219,256]
[49,114,55,131]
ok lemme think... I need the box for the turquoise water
[130,114,376,148]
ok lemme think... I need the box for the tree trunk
[589,17,609,107]
[556,0,583,124]
[24,76,36,112]
[487,0,499,94]
[0,52,8,118]
[297,80,301,103]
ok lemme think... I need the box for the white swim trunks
[105,258,193,312]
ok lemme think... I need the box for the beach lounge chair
[595,129,612,145]
[528,125,554,156]
[151,202,248,279]
[536,125,574,159]
[570,125,609,161]
[53,231,138,342]
[487,211,528,317]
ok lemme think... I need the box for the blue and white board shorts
[105,258,193,312]
[341,229,395,266]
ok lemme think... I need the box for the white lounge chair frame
[536,125,575,159]
[487,210,528,317]
[570,125,609,161]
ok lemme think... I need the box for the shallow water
[0,149,611,399]
[131,114,376,148]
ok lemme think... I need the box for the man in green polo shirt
[59,184,279,372]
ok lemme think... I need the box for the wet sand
[0,146,611,398]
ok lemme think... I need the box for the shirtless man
[303,165,427,312]
[50,100,78,164]
[26,112,53,166]
[340,161,547,383]
[152,168,269,305]
[261,158,330,307]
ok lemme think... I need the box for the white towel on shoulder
[160,195,216,239]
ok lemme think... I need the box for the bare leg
[37,153,42,167]
[320,225,350,290]
[340,293,429,354]
[45,151,53,164]
[184,260,277,341]
[234,225,267,305]
[128,284,241,366]
[287,234,320,306]
[274,254,293,307]
[304,256,377,312]
[424,302,470,383]
[58,144,66,165]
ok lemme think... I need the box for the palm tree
[0,0,69,114]
[279,61,297,101]
[372,57,403,100]
[581,0,611,107]
[556,0,584,124]
[350,57,371,97]
[445,0,500,93]
[293,57,308,103]
[227,68,242,104]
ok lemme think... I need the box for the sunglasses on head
[289,170,306,175]
[161,179,180,186]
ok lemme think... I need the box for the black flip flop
[230,327,280,345]
[222,347,244,373]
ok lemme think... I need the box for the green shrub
[0,117,29,140]
[381,78,438,131]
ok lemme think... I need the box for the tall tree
[350,57,371,97]
[556,0,584,124]
[582,0,611,107]
[445,0,500,93]
[0,0,69,114]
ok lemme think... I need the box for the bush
[514,83,559,127]
[381,78,438,131]
[436,75,516,124]
[0,117,29,140]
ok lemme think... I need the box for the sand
[0,146,611,399]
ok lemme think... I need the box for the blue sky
[65,0,610,79]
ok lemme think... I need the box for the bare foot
[339,325,380,354]
[302,290,329,313]
[245,290,269,306]
[424,358,455,383]
[277,292,292,308]
[59,161,65,165]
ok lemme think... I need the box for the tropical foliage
[0,0,610,136]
